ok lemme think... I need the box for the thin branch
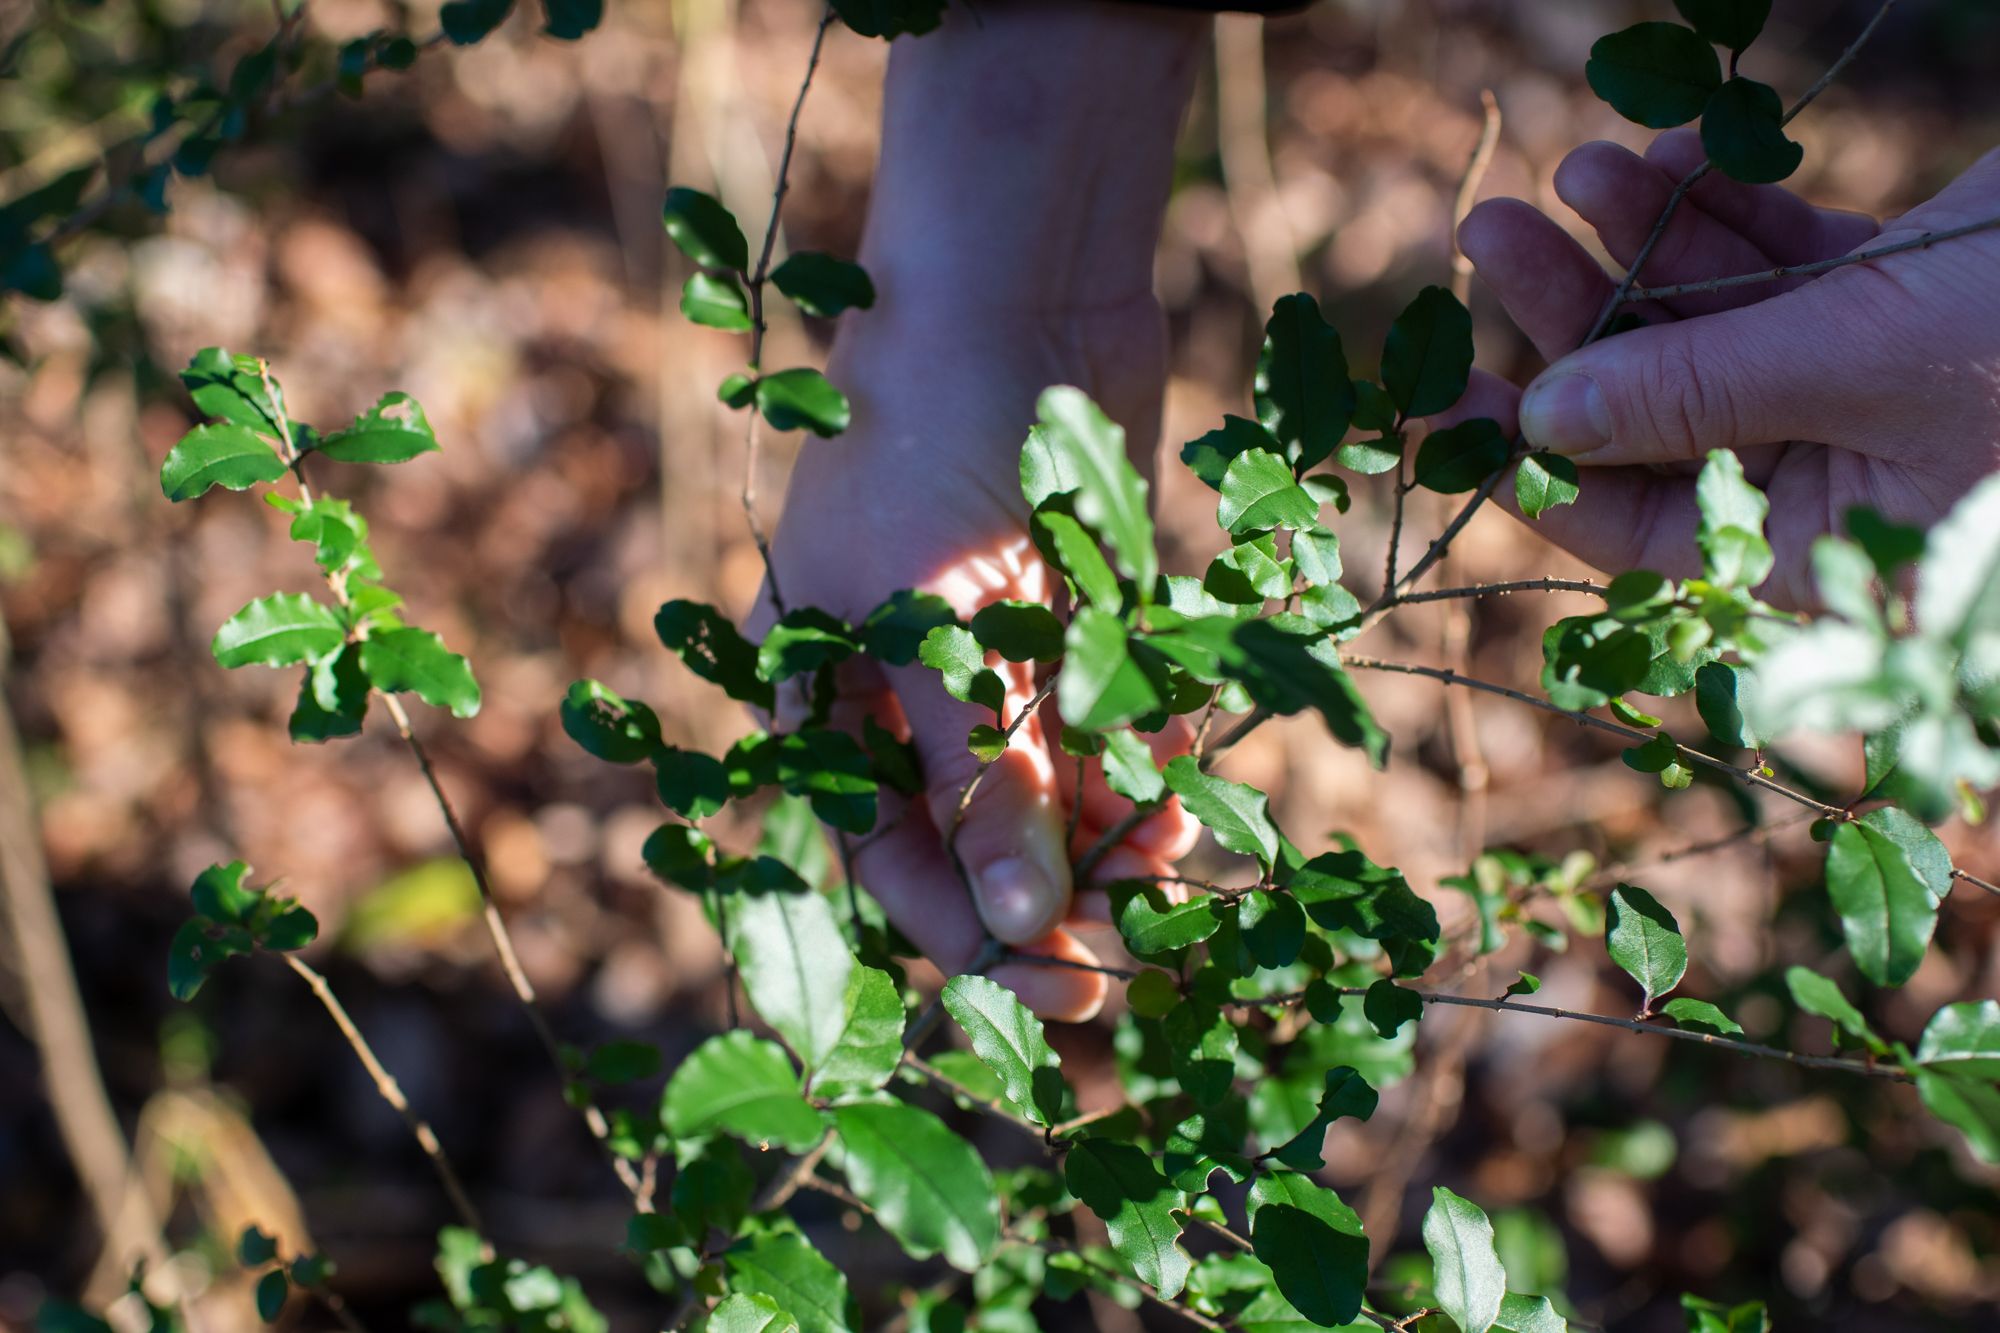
[1186,1212,1252,1253]
[949,672,1061,857]
[903,1052,1046,1137]
[281,955,485,1232]
[1450,90,1502,306]
[1780,0,1903,128]
[1390,577,1606,605]
[1951,867,2000,898]
[1626,215,2000,302]
[1383,429,1410,593]
[1337,654,1845,818]
[1000,948,1140,982]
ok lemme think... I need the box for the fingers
[1458,199,1668,362]
[988,931,1109,1024]
[1515,274,1898,467]
[1641,129,1879,266]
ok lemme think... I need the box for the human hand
[754,3,1207,1021]
[1457,129,2000,607]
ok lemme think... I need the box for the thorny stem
[1626,214,2000,301]
[282,955,485,1234]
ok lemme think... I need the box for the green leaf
[1290,526,1342,587]
[1504,973,1541,998]
[540,0,601,39]
[239,1224,279,1266]
[682,271,753,330]
[1035,387,1156,591]
[1247,1172,1367,1327]
[1701,77,1803,185]
[1695,448,1773,588]
[662,187,749,271]
[180,346,285,434]
[1165,1000,1239,1106]
[1915,473,2000,645]
[560,680,661,763]
[1164,755,1279,868]
[1674,0,1769,50]
[1059,608,1161,732]
[1182,416,1281,491]
[656,599,775,710]
[730,878,853,1071]
[1267,1066,1377,1172]
[966,724,1007,763]
[919,625,1006,717]
[1784,965,1885,1055]
[255,1269,288,1323]
[1381,286,1475,419]
[1203,534,1291,605]
[833,1102,1001,1270]
[660,1031,824,1151]
[1414,417,1509,494]
[858,589,958,665]
[969,600,1065,663]
[705,1293,800,1333]
[1914,1067,2000,1164]
[1065,1138,1191,1297]
[831,0,946,39]
[1916,1000,2000,1079]
[1114,884,1223,956]
[1363,978,1423,1039]
[810,964,907,1099]
[212,593,345,669]
[1661,997,1743,1036]
[1587,22,1723,129]
[723,1230,852,1333]
[758,608,860,682]
[771,252,875,317]
[1254,294,1354,472]
[1495,1292,1569,1333]
[655,746,731,820]
[1422,1186,1506,1333]
[587,1040,662,1083]
[1037,507,1123,610]
[360,627,481,718]
[1101,729,1166,805]
[1606,884,1687,1012]
[1826,809,1945,987]
[316,392,439,464]
[192,861,259,923]
[644,823,714,890]
[756,368,851,437]
[1239,890,1306,970]
[1514,452,1579,519]
[440,0,513,43]
[160,424,288,501]
[941,974,1068,1127]
[1218,449,1320,536]
[1693,662,1760,750]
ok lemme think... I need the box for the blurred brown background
[2,0,1998,1329]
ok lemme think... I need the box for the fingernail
[975,855,1060,943]
[1520,372,1612,456]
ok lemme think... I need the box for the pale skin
[761,4,2000,1017]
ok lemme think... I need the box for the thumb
[1518,280,1894,467]
[892,658,1074,945]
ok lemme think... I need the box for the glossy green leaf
[1247,1171,1367,1327]
[1695,448,1773,587]
[1661,998,1742,1036]
[1267,1066,1377,1172]
[656,599,776,710]
[360,627,481,718]
[1239,889,1306,969]
[830,0,946,39]
[255,1269,288,1322]
[1164,755,1279,867]
[1363,979,1423,1039]
[919,625,1006,717]
[1218,449,1320,536]
[833,1102,1001,1270]
[1414,417,1509,494]
[1916,1000,2000,1079]
[1915,473,2000,645]
[212,593,345,669]
[1784,965,1885,1054]
[160,424,287,501]
[1914,1067,2000,1164]
[1514,452,1579,519]
[1037,507,1123,609]
[1827,809,1945,987]
[1164,1000,1239,1106]
[682,271,752,330]
[1101,729,1166,805]
[316,392,439,464]
[1254,293,1354,472]
[858,589,958,665]
[660,1031,823,1151]
[440,0,513,44]
[1606,884,1686,1012]
[730,878,853,1070]
[1701,77,1803,184]
[1587,22,1722,128]
[1495,1293,1569,1333]
[1114,883,1223,956]
[1694,662,1760,750]
[756,368,851,437]
[661,187,749,271]
[1290,526,1342,587]
[1422,1186,1506,1333]
[758,608,860,682]
[771,252,875,317]
[655,746,730,819]
[1065,1138,1191,1297]
[560,680,661,763]
[1182,416,1281,491]
[1059,608,1161,732]
[1381,286,1474,418]
[705,1293,799,1333]
[1673,0,1769,49]
[810,964,907,1100]
[540,0,602,39]
[969,600,1065,663]
[723,1230,852,1333]
[1035,387,1156,590]
[180,347,284,434]
[941,974,1068,1127]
